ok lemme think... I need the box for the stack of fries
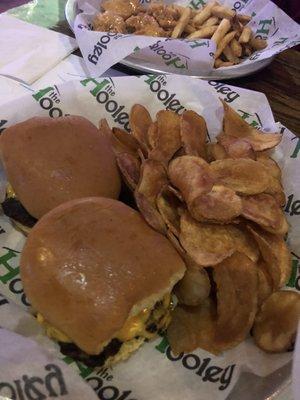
[105,101,300,355]
[93,0,268,68]
[180,2,268,68]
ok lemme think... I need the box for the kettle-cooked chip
[210,158,270,195]
[156,186,182,236]
[206,142,227,161]
[111,127,140,155]
[136,159,168,204]
[256,154,282,180]
[221,100,282,151]
[167,299,219,355]
[253,291,300,352]
[167,184,184,202]
[247,225,291,289]
[257,259,273,307]
[167,229,186,257]
[255,154,285,205]
[217,134,255,159]
[168,253,258,355]
[134,159,168,233]
[175,260,211,306]
[264,176,286,207]
[149,110,181,164]
[169,156,215,205]
[135,192,167,234]
[241,193,288,235]
[130,104,152,152]
[180,110,207,159]
[213,252,258,350]
[116,152,140,190]
[147,121,158,151]
[229,224,260,263]
[179,212,236,266]
[189,185,242,223]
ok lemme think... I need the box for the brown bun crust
[20,197,185,354]
[0,116,121,218]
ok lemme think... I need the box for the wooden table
[1,0,299,133]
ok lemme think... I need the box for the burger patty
[2,197,37,227]
[58,302,170,367]
[59,320,164,367]
[60,338,123,367]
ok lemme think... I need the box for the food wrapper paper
[0,74,299,400]
[0,14,77,84]
[74,0,300,77]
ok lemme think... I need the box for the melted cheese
[116,308,151,341]
[116,294,171,341]
[37,294,172,345]
[37,313,71,343]
[6,183,16,198]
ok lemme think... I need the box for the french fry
[232,16,243,38]
[214,58,223,68]
[202,16,219,27]
[184,24,196,34]
[193,2,216,26]
[223,45,239,63]
[237,14,252,24]
[211,5,236,20]
[172,7,192,38]
[187,25,218,39]
[239,26,252,43]
[250,37,268,50]
[173,4,186,13]
[211,18,231,45]
[215,31,236,59]
[243,45,252,56]
[230,37,242,57]
[215,60,234,68]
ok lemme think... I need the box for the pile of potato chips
[106,100,300,355]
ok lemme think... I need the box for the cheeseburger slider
[0,116,120,234]
[20,197,185,366]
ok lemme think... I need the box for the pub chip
[20,197,185,367]
[92,0,268,68]
[111,100,300,356]
[0,116,121,235]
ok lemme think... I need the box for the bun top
[0,116,120,218]
[20,197,185,354]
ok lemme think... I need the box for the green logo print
[0,247,29,306]
[290,138,300,159]
[287,259,300,290]
[63,357,94,379]
[32,87,58,102]
[238,109,262,128]
[189,0,206,10]
[80,78,112,96]
[0,247,19,284]
[80,78,130,132]
[256,19,272,37]
[155,335,169,353]
[32,86,65,118]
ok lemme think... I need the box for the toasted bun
[20,197,185,355]
[0,116,121,219]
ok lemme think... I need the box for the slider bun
[20,197,185,355]
[0,116,121,219]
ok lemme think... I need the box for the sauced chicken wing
[126,14,167,36]
[101,0,143,20]
[147,3,180,29]
[93,11,126,33]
